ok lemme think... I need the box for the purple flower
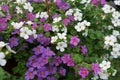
[67,58,75,67]
[47,76,58,80]
[45,47,55,57]
[32,45,45,55]
[92,63,100,74]
[39,56,49,66]
[91,0,106,5]
[26,36,35,43]
[70,36,80,46]
[0,36,3,41]
[25,67,37,80]
[58,1,70,10]
[47,66,57,74]
[53,56,62,66]
[0,23,7,31]
[62,18,70,25]
[37,34,44,43]
[81,45,87,54]
[52,14,60,19]
[32,22,37,29]
[69,15,74,21]
[61,54,71,64]
[9,37,19,48]
[42,37,50,46]
[27,12,35,21]
[59,67,66,76]
[43,23,52,31]
[40,17,46,22]
[78,67,89,78]
[37,67,49,78]
[27,55,38,67]
[1,4,9,12]
[11,29,20,35]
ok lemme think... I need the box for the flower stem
[45,0,50,19]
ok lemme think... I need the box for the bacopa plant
[0,0,120,80]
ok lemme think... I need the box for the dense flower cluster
[0,0,120,80]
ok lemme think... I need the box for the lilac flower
[47,66,57,74]
[37,67,49,78]
[25,67,37,80]
[67,58,74,67]
[37,34,44,43]
[69,15,74,21]
[43,23,52,31]
[47,76,58,80]
[59,67,66,76]
[9,37,19,48]
[52,14,60,19]
[53,56,62,66]
[78,67,89,78]
[45,47,55,57]
[92,63,100,74]
[62,18,70,25]
[61,54,71,64]
[41,37,50,46]
[39,56,49,66]
[40,17,46,22]
[56,0,62,6]
[32,22,37,29]
[70,36,80,46]
[11,29,20,35]
[27,55,38,67]
[0,23,7,31]
[1,4,9,12]
[27,12,35,21]
[91,0,106,5]
[58,2,70,10]
[26,36,35,43]
[81,45,87,54]
[32,45,45,55]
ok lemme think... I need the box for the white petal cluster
[65,9,74,16]
[0,41,7,50]
[24,2,33,12]
[40,12,49,19]
[52,25,59,32]
[104,35,117,46]
[74,11,83,21]
[53,17,62,23]
[100,60,111,70]
[75,20,90,32]
[57,33,67,40]
[80,0,91,4]
[20,27,33,39]
[111,18,120,27]
[0,52,6,66]
[114,0,120,6]
[102,4,115,13]
[16,6,23,14]
[56,41,67,52]
[51,36,58,43]
[16,0,26,4]
[11,22,24,29]
[98,69,109,80]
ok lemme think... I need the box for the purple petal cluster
[43,23,52,31]
[81,45,88,54]
[57,1,70,10]
[78,67,89,78]
[70,36,80,46]
[0,17,7,31]
[9,37,19,48]
[27,12,35,21]
[91,63,100,74]
[1,4,9,12]
[91,0,106,5]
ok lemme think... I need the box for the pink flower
[91,63,100,74]
[70,36,80,46]
[78,67,89,78]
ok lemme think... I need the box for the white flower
[0,41,7,49]
[112,30,120,37]
[53,17,62,23]
[107,25,114,30]
[0,52,7,66]
[83,20,91,26]
[80,0,91,4]
[52,25,59,32]
[114,0,120,6]
[112,43,120,52]
[82,29,88,37]
[16,6,23,14]
[11,22,24,29]
[6,45,16,54]
[51,36,58,43]
[100,60,111,70]
[75,22,85,32]
[36,12,40,18]
[61,27,67,33]
[24,2,33,12]
[65,9,74,16]
[74,12,82,21]
[102,4,115,13]
[40,12,48,19]
[112,11,120,19]
[26,21,33,25]
[16,0,26,4]
[104,35,117,46]
[91,75,99,80]
[56,41,67,52]
[111,18,120,27]
[99,69,109,80]
[20,27,32,39]
[112,69,117,76]
[111,51,120,58]
[57,33,66,40]
[32,29,37,39]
